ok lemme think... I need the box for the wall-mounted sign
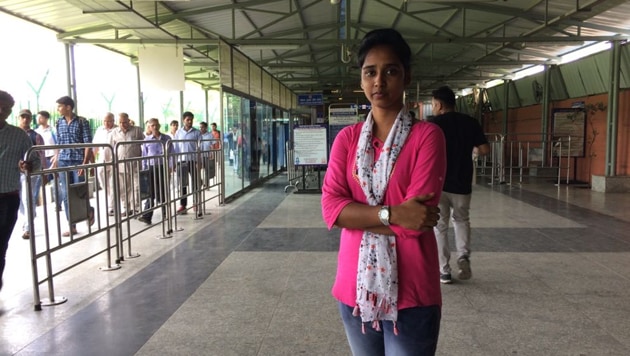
[297,93,324,106]
[552,108,586,158]
[294,125,328,165]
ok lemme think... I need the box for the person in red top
[321,29,446,355]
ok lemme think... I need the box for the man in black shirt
[430,86,490,284]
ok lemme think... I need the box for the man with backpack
[50,96,94,237]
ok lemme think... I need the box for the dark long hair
[356,28,411,74]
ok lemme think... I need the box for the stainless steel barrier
[24,143,120,311]
[477,133,577,187]
[198,137,224,211]
[22,138,226,311]
[284,141,300,192]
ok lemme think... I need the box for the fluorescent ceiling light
[485,79,504,88]
[513,65,544,80]
[560,41,612,64]
[239,44,300,50]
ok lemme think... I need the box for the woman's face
[360,44,408,111]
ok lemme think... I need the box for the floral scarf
[354,109,412,333]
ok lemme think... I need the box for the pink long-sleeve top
[321,119,446,310]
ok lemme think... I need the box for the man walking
[138,118,171,225]
[50,96,94,237]
[35,110,59,211]
[199,122,214,187]
[92,113,116,215]
[173,111,201,215]
[430,86,490,284]
[17,109,46,239]
[0,90,40,291]
[109,112,145,217]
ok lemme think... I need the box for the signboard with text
[329,105,359,150]
[293,125,328,166]
[297,93,324,106]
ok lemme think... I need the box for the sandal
[62,229,78,237]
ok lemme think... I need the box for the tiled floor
[1,175,629,355]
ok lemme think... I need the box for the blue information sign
[297,93,324,106]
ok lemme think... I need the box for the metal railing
[23,137,224,311]
[477,132,580,186]
[284,141,321,193]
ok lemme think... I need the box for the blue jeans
[45,156,60,209]
[339,302,441,356]
[58,159,85,228]
[19,174,41,232]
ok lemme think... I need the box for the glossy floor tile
[1,174,629,355]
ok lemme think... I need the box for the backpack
[56,116,90,143]
[56,116,94,162]
[27,130,39,145]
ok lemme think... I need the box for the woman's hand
[390,193,440,232]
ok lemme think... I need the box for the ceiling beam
[58,34,624,45]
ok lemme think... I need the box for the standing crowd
[0,90,222,292]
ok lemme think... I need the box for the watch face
[379,206,389,225]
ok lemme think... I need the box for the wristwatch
[378,205,391,226]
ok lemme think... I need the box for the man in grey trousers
[429,86,490,284]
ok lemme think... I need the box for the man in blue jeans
[17,109,46,240]
[49,96,93,237]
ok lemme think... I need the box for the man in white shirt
[35,110,59,211]
[92,113,117,215]
[109,113,144,216]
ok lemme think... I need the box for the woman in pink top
[321,29,446,355]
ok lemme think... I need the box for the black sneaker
[440,273,452,284]
[457,256,472,280]
[137,216,151,225]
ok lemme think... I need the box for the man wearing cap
[17,109,46,240]
[0,90,41,291]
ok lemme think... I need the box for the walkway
[1,175,629,355]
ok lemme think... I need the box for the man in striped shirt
[50,96,93,236]
[0,90,41,291]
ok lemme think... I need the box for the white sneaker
[457,256,472,280]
